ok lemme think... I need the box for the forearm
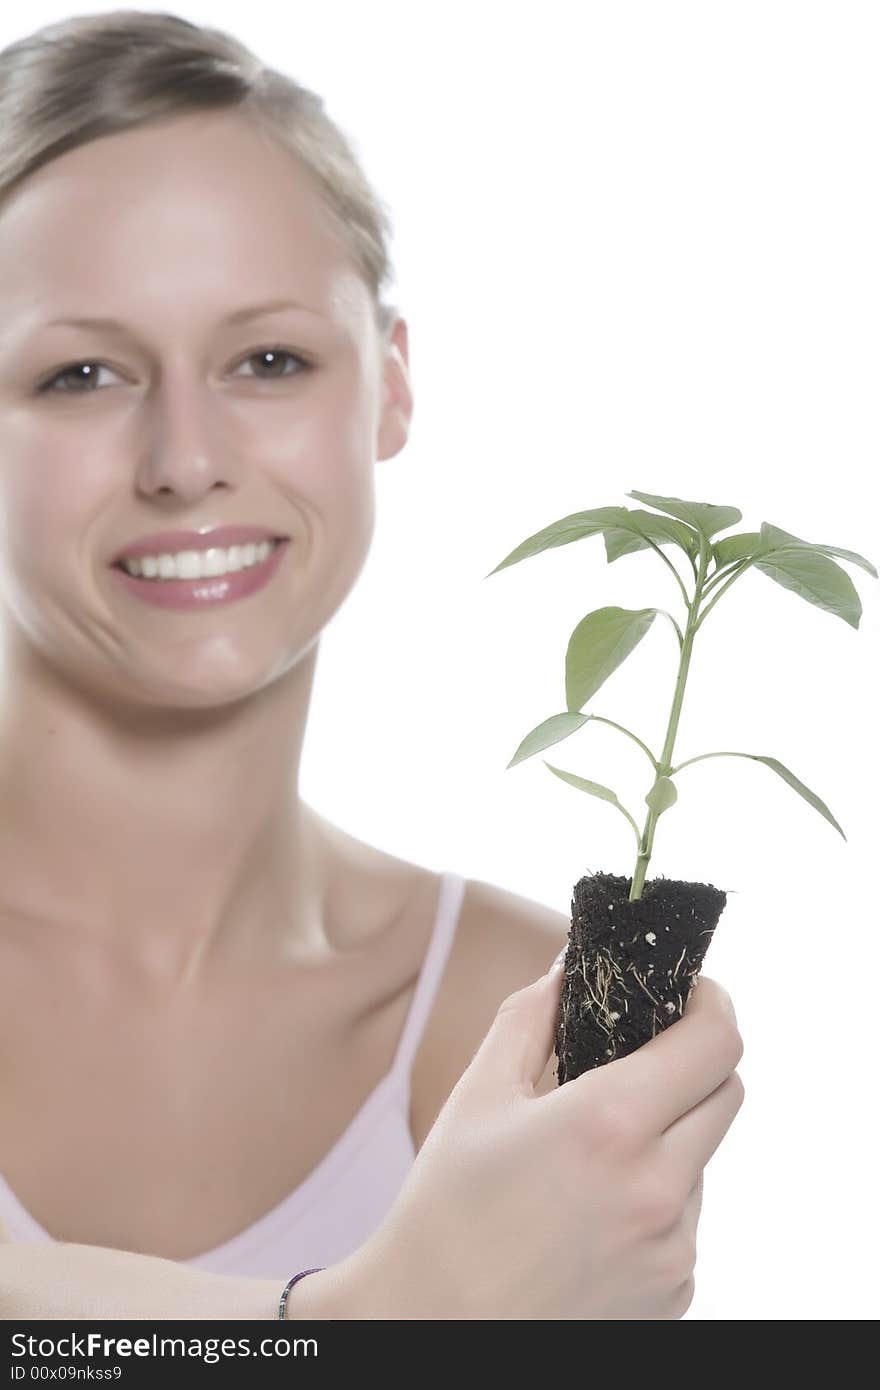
[0,1241,302,1321]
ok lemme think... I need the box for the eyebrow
[42,298,318,332]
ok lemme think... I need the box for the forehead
[0,111,370,334]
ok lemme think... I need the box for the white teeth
[120,539,278,580]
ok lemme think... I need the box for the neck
[0,632,328,988]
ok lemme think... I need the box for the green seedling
[486,489,876,902]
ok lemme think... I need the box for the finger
[660,1071,745,1188]
[474,951,567,1093]
[575,975,743,1135]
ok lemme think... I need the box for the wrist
[280,1256,365,1320]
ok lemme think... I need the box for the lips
[110,524,288,566]
[109,536,291,609]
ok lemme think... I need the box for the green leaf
[712,531,762,570]
[507,712,589,768]
[753,526,863,629]
[706,523,876,626]
[601,509,700,563]
[484,505,697,578]
[626,490,742,543]
[565,607,657,711]
[485,507,632,577]
[543,761,641,847]
[645,777,678,816]
[739,754,847,840]
[674,750,847,840]
[758,522,877,580]
[742,753,847,839]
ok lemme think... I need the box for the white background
[7,1,878,1320]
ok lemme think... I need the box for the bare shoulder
[409,875,569,1150]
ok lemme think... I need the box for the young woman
[0,12,743,1321]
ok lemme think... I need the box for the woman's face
[0,109,408,711]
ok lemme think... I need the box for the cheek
[278,379,378,542]
[271,407,377,626]
[291,439,376,599]
[0,432,111,592]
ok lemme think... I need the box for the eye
[232,347,309,382]
[37,346,309,394]
[38,361,118,394]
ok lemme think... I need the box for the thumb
[475,947,567,1092]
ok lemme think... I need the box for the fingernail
[546,946,567,976]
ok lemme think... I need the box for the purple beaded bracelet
[278,1267,325,1319]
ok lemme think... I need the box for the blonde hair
[0,8,398,345]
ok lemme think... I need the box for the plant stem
[635,532,695,609]
[699,556,753,599]
[628,534,711,901]
[587,715,660,771]
[694,560,750,630]
[695,546,811,632]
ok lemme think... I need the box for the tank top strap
[389,871,467,1085]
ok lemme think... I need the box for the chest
[0,918,432,1262]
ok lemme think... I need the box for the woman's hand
[331,965,744,1320]
[0,967,744,1321]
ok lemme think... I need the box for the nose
[133,373,238,504]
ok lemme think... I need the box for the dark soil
[554,870,728,1085]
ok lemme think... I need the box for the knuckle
[656,1240,696,1293]
[670,1232,698,1282]
[692,978,743,1067]
[631,1174,685,1236]
[717,1013,744,1070]
[668,1275,696,1319]
[709,975,736,1020]
[652,1226,695,1283]
[717,980,736,1019]
[495,986,528,1018]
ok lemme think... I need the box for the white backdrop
[7,0,878,1321]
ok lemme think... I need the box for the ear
[376,316,413,463]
